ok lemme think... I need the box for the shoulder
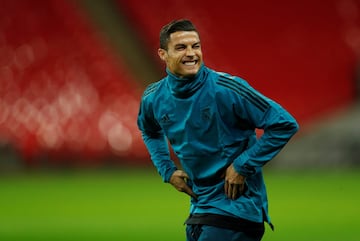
[211,70,270,110]
[142,78,166,99]
[209,70,249,93]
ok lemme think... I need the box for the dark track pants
[186,224,264,241]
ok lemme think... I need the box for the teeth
[184,61,196,66]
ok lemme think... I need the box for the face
[158,31,203,78]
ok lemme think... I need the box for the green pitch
[0,167,358,241]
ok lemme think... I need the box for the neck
[166,64,207,98]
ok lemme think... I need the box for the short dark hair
[159,19,198,50]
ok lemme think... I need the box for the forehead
[168,31,200,45]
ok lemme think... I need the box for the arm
[232,79,299,176]
[140,131,178,183]
[224,78,298,199]
[137,97,197,199]
[137,98,177,183]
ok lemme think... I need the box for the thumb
[178,171,197,200]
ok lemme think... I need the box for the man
[137,19,299,241]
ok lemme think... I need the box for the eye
[175,45,186,51]
[193,43,201,49]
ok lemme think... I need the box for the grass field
[0,167,358,241]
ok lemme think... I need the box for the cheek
[167,57,181,67]
[164,59,178,72]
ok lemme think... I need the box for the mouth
[182,60,198,66]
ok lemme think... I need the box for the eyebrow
[174,42,201,48]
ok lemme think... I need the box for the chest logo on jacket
[160,113,171,124]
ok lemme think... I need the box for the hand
[224,164,246,200]
[169,170,197,200]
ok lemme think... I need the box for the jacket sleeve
[232,79,299,176]
[137,96,177,182]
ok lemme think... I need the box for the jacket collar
[166,64,207,98]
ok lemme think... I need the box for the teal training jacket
[137,64,299,225]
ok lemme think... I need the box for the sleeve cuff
[163,166,178,183]
[233,152,256,177]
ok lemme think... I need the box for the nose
[185,46,195,56]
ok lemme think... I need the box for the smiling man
[158,29,202,78]
[137,19,299,241]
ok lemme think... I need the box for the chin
[183,68,200,77]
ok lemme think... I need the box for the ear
[158,48,167,62]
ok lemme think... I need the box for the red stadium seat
[117,0,358,124]
[0,0,147,164]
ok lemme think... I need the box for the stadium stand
[117,0,358,124]
[0,0,148,166]
[1,0,359,168]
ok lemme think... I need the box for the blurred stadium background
[0,0,359,240]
